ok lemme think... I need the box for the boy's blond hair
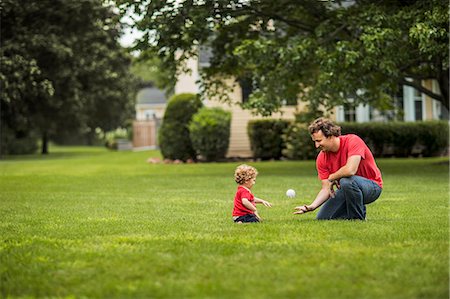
[234,164,258,185]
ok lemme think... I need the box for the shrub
[98,127,130,150]
[283,120,449,160]
[247,119,291,160]
[189,107,231,161]
[282,123,318,160]
[416,121,449,156]
[339,121,449,157]
[158,93,203,161]
[0,125,38,155]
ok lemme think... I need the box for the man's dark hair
[308,117,341,137]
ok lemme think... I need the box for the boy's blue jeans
[316,176,382,220]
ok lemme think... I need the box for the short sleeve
[240,188,254,202]
[347,135,366,159]
[316,152,329,180]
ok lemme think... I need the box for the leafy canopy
[1,0,137,153]
[116,0,448,116]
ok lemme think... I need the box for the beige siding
[205,78,304,157]
[173,55,313,157]
[423,80,434,120]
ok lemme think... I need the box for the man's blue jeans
[316,176,382,220]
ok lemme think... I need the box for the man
[294,118,383,220]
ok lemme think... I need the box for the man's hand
[293,205,314,215]
[328,179,340,198]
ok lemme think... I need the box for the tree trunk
[41,131,48,154]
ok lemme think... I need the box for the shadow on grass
[0,146,109,161]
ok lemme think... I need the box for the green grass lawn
[0,146,448,298]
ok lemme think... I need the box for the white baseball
[286,189,296,198]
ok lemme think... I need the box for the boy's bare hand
[261,200,272,207]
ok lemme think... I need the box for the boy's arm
[241,197,257,212]
[254,197,272,207]
[242,198,261,220]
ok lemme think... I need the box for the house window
[239,77,253,103]
[414,100,423,120]
[413,88,423,121]
[403,81,424,122]
[343,103,356,122]
[198,46,212,69]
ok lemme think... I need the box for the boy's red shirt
[232,186,255,216]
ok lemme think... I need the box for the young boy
[232,164,272,223]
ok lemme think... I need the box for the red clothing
[316,134,383,188]
[232,186,256,216]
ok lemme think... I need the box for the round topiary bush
[158,93,203,161]
[189,107,231,161]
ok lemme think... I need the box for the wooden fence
[133,120,159,149]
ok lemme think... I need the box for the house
[174,49,447,157]
[132,84,167,150]
[174,52,306,157]
[334,79,448,123]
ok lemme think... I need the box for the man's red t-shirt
[232,186,256,216]
[316,134,383,188]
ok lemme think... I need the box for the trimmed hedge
[340,121,449,157]
[282,123,318,160]
[247,119,291,160]
[189,107,231,161]
[283,120,449,160]
[158,93,203,161]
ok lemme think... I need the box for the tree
[130,53,175,94]
[0,0,136,154]
[116,0,448,116]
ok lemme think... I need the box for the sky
[119,14,144,48]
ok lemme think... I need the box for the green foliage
[340,121,449,157]
[282,123,318,160]
[247,119,290,160]
[130,53,174,93]
[0,126,38,155]
[282,121,449,160]
[116,0,449,115]
[1,0,137,154]
[0,146,448,298]
[96,127,131,150]
[158,93,203,160]
[189,107,231,161]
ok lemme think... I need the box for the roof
[136,87,167,105]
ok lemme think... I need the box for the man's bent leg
[316,176,381,220]
[340,177,366,220]
[340,176,382,220]
[316,191,348,220]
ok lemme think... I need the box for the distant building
[133,84,167,150]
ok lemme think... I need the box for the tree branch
[400,78,442,101]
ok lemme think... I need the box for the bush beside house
[247,119,291,160]
[280,121,449,160]
[282,123,318,160]
[189,107,231,161]
[158,93,203,161]
[340,121,449,157]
